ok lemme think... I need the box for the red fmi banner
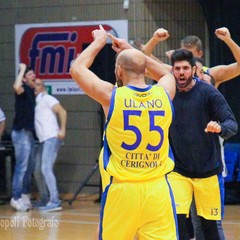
[15,20,128,94]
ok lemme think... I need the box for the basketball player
[168,49,238,240]
[142,27,240,240]
[70,25,178,240]
[143,27,240,88]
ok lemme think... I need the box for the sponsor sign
[15,20,128,94]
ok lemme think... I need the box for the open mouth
[178,77,186,83]
[177,77,187,87]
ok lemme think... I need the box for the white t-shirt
[35,92,60,142]
[0,108,6,122]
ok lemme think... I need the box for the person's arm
[165,49,175,60]
[0,108,6,141]
[108,33,133,53]
[142,28,172,70]
[13,63,26,95]
[145,57,176,100]
[0,121,5,141]
[52,103,67,139]
[108,33,176,100]
[142,28,169,56]
[209,27,240,87]
[207,87,238,139]
[70,25,114,109]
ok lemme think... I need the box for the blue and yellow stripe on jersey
[202,65,209,74]
[102,84,174,182]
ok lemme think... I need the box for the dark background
[199,0,240,143]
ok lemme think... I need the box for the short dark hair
[181,35,202,52]
[171,49,196,67]
[23,66,33,77]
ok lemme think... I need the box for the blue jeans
[34,144,49,204]
[11,129,35,199]
[34,137,62,203]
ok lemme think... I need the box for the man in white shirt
[34,78,67,212]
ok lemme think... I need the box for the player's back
[103,84,174,182]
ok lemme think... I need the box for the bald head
[116,49,146,75]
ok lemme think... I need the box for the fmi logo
[19,25,115,80]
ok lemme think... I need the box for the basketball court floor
[0,194,239,240]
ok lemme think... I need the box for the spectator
[34,78,67,212]
[10,63,36,212]
[168,49,238,240]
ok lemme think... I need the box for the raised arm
[13,63,26,95]
[108,33,133,53]
[108,33,176,100]
[209,27,240,87]
[70,25,114,108]
[145,57,176,100]
[142,28,172,70]
[142,28,169,54]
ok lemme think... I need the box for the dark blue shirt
[170,78,238,178]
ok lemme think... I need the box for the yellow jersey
[103,85,174,182]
